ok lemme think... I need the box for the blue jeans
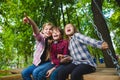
[37,64,64,80]
[50,65,64,80]
[33,62,52,80]
[37,63,55,80]
[21,64,37,80]
[21,62,50,80]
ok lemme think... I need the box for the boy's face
[65,24,74,36]
[43,25,53,38]
[52,29,61,41]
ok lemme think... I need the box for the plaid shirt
[50,40,69,67]
[33,33,45,66]
[69,33,103,67]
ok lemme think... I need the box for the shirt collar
[53,39,63,44]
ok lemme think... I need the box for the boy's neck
[54,40,58,44]
[53,39,62,44]
[68,36,72,39]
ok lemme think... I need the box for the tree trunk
[115,0,120,6]
[91,0,116,68]
[60,2,66,27]
[66,7,70,23]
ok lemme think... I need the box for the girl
[21,15,54,80]
[58,23,109,80]
[35,27,70,80]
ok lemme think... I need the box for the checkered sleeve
[75,33,103,49]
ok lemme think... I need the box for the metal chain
[82,3,120,76]
[107,49,120,76]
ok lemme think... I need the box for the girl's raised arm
[23,13,40,35]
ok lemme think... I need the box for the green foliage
[110,7,120,55]
[0,0,34,69]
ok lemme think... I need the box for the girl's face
[52,29,62,41]
[42,25,53,38]
[65,24,74,36]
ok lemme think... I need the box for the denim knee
[50,71,57,80]
[37,71,47,80]
[21,69,32,80]
[32,70,38,80]
[21,70,25,78]
[32,62,51,80]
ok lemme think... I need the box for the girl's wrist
[52,67,56,70]
[53,67,56,69]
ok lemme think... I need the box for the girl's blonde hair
[42,22,54,29]
[42,22,54,61]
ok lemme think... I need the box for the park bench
[0,67,120,80]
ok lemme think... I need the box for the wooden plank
[0,74,22,80]
[83,68,120,80]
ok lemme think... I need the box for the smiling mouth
[54,35,58,37]
[67,29,71,32]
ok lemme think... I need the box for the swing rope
[80,0,120,76]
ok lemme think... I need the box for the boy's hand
[101,42,109,49]
[60,56,72,63]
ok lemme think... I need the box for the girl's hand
[46,67,55,78]
[23,13,30,24]
[57,54,64,60]
[101,42,109,49]
[23,17,29,24]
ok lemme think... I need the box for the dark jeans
[58,63,96,80]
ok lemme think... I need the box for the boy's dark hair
[52,27,64,39]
